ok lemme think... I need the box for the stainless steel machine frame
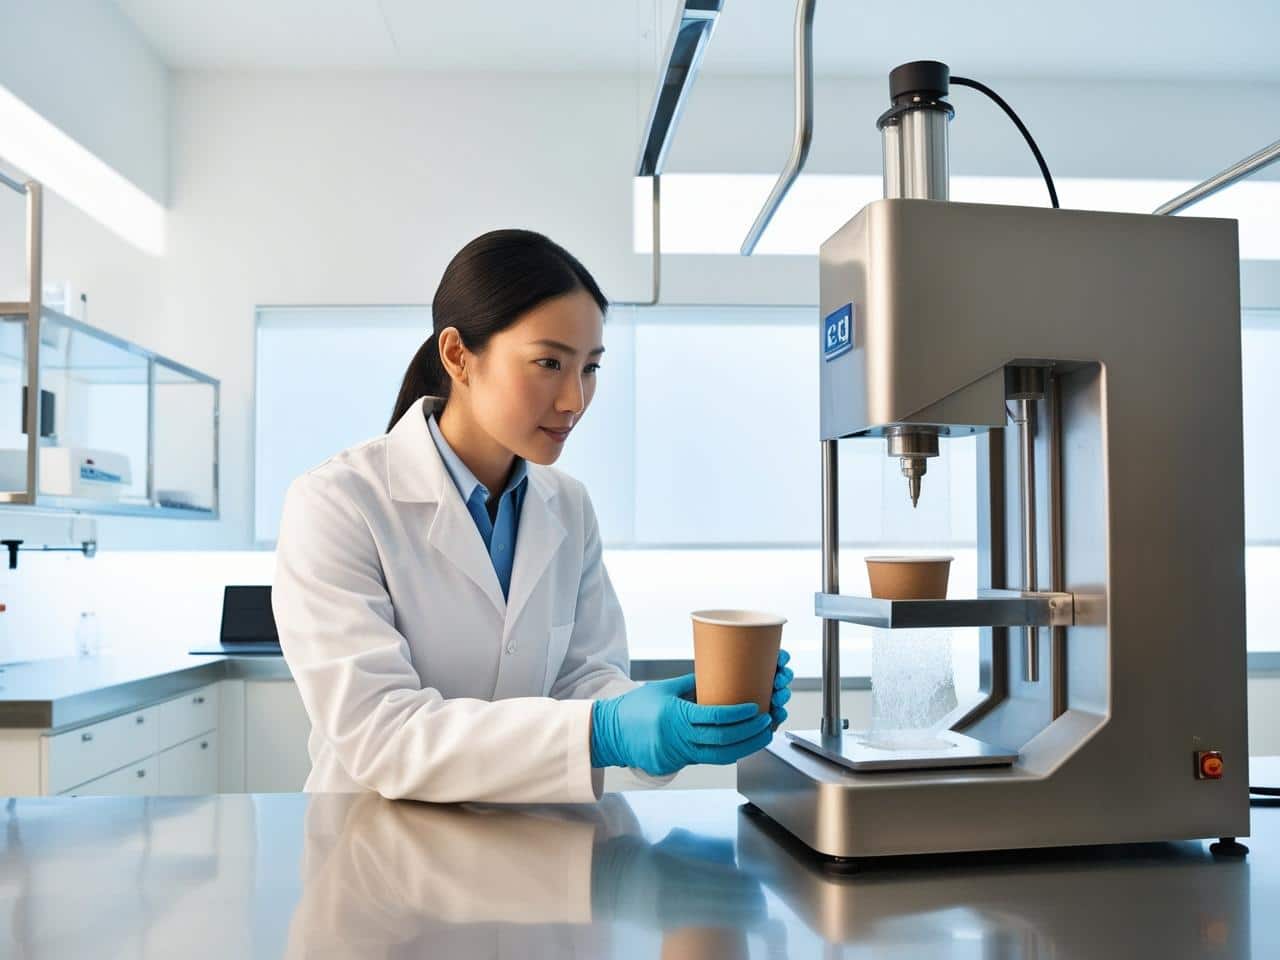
[738,196,1250,857]
[733,30,1251,857]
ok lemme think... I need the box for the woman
[273,229,793,803]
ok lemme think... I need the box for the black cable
[951,76,1059,209]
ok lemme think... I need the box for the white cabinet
[244,681,311,793]
[12,681,222,798]
[157,732,219,795]
[157,684,219,748]
[61,756,158,796]
[43,705,161,795]
[0,670,315,798]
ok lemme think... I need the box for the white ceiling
[115,0,1280,82]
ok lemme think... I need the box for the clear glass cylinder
[865,626,957,750]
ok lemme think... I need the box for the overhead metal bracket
[1153,137,1280,215]
[635,0,723,178]
[740,0,816,254]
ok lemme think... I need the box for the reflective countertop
[3,773,1278,959]
[0,653,291,729]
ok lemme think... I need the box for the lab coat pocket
[544,621,576,695]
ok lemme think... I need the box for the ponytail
[386,229,608,431]
[386,332,449,430]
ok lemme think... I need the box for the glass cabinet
[1,177,218,519]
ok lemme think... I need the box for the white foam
[869,628,958,748]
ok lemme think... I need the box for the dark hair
[387,229,608,430]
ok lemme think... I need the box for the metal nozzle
[887,427,940,508]
[901,457,926,508]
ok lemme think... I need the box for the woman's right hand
[589,674,773,777]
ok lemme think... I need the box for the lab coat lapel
[427,494,507,616]
[387,398,506,616]
[504,470,565,630]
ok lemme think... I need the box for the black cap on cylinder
[888,60,950,104]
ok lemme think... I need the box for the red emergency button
[1197,751,1224,780]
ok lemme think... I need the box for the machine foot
[1209,837,1249,858]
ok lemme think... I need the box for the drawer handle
[81,732,94,743]
[135,715,145,725]
[193,696,205,705]
[136,769,146,779]
[200,741,209,750]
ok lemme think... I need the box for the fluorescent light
[636,173,1280,260]
[0,84,165,256]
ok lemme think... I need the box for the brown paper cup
[865,556,953,600]
[661,927,749,960]
[690,609,786,715]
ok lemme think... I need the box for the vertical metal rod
[649,175,661,305]
[146,359,156,505]
[820,438,842,735]
[212,380,221,517]
[1048,374,1066,716]
[1015,397,1039,682]
[613,174,661,307]
[24,182,44,504]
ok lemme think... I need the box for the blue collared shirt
[427,413,528,599]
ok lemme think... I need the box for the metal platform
[814,588,1074,629]
[787,728,1018,772]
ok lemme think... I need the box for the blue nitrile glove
[590,674,773,777]
[771,648,794,731]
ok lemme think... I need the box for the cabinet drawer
[157,683,219,750]
[157,732,219,796]
[60,756,158,796]
[44,706,161,795]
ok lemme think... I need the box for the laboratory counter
[0,652,697,730]
[2,768,1277,958]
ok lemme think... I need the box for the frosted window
[255,308,429,542]
[630,308,972,545]
[254,305,637,544]
[632,312,817,543]
[1244,312,1280,543]
[255,304,982,547]
[544,309,636,542]
[254,304,1278,659]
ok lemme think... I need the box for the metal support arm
[740,0,816,255]
[1153,137,1280,215]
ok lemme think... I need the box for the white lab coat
[273,396,644,803]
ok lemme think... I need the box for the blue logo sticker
[823,303,853,360]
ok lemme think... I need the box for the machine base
[737,731,1250,859]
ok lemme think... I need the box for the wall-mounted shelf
[814,588,1075,629]
[1,177,219,520]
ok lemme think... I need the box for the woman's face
[463,288,605,465]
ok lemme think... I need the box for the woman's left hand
[770,648,794,730]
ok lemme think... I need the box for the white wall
[0,0,170,202]
[2,67,1280,688]
[146,70,1280,550]
[4,68,1280,554]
